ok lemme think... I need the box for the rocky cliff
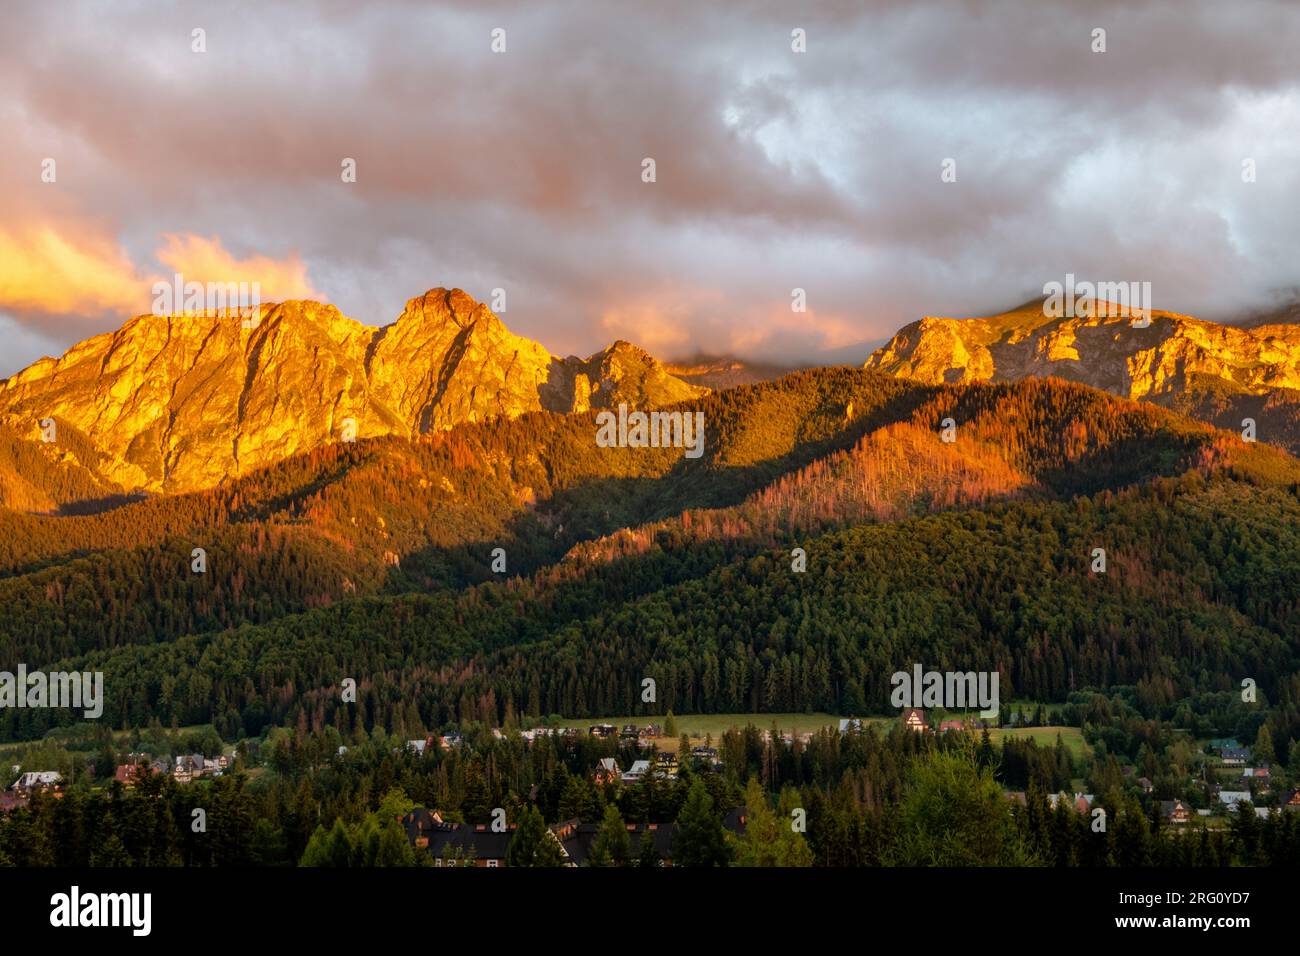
[865,300,1300,399]
[0,288,706,496]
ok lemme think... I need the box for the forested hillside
[3,368,1299,782]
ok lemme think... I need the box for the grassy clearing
[989,726,1091,758]
[553,712,853,746]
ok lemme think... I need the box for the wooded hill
[2,369,1298,766]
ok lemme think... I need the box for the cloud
[0,223,323,372]
[154,234,321,303]
[0,0,1298,376]
[0,225,149,317]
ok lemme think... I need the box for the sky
[1,0,1299,377]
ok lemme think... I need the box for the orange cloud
[0,227,321,321]
[726,303,864,354]
[596,303,694,355]
[154,234,321,303]
[0,226,147,316]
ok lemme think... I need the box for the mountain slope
[4,367,1298,705]
[0,288,706,497]
[864,300,1300,453]
[864,300,1300,398]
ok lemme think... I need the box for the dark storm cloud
[1,0,1297,375]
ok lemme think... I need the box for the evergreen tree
[891,749,1034,866]
[635,829,660,868]
[506,804,563,867]
[588,803,630,867]
[674,777,731,867]
[1253,724,1276,765]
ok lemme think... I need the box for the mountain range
[7,288,1300,511]
[2,280,1300,740]
[0,288,704,498]
[865,298,1300,454]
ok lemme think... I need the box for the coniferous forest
[3,369,1300,871]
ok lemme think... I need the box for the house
[640,724,662,739]
[407,813,570,867]
[523,727,562,743]
[654,752,679,780]
[838,718,864,734]
[400,808,525,866]
[619,724,639,740]
[621,760,652,785]
[1137,777,1154,794]
[173,754,206,782]
[406,738,428,756]
[431,822,513,867]
[1219,747,1249,767]
[113,763,159,788]
[1160,799,1192,824]
[1242,767,1272,789]
[439,733,463,750]
[551,811,748,866]
[1003,791,1028,806]
[551,819,677,867]
[593,757,620,785]
[589,724,617,739]
[9,771,62,794]
[901,709,927,733]
[690,746,721,770]
[939,719,969,733]
[400,808,444,848]
[1217,791,1253,812]
[1282,789,1300,811]
[1047,792,1094,813]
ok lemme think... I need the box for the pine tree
[635,829,660,868]
[673,777,731,867]
[506,804,563,867]
[1253,724,1276,765]
[588,803,630,867]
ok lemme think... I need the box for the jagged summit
[0,288,707,495]
[865,300,1300,400]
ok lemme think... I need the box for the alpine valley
[2,289,1299,869]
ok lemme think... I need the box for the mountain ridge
[0,288,706,498]
[864,299,1300,452]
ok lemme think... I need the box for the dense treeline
[8,470,1300,762]
[3,725,1296,867]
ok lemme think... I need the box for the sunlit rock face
[865,301,1300,400]
[0,288,706,494]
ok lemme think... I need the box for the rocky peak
[0,288,706,498]
[865,301,1300,401]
